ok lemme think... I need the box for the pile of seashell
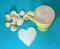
[5,10,28,31]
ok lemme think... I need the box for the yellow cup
[26,5,55,32]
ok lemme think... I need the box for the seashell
[23,15,28,20]
[11,16,19,22]
[17,18,24,26]
[10,25,17,31]
[10,10,17,16]
[11,21,16,25]
[5,22,10,27]
[19,10,25,16]
[15,14,20,17]
[5,14,11,21]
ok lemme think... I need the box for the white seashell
[10,10,20,17]
[5,22,10,27]
[23,15,28,20]
[10,10,17,16]
[10,25,17,31]
[5,14,11,21]
[11,16,19,22]
[11,21,16,25]
[19,10,25,16]
[10,11,20,22]
[15,14,20,17]
[17,18,24,26]
[11,16,17,22]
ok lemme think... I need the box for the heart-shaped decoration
[18,27,37,46]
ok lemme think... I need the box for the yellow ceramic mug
[26,5,55,32]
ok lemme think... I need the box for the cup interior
[34,5,55,24]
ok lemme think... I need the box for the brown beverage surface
[35,6,55,24]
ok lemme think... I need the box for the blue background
[0,0,60,49]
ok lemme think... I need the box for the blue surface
[0,0,60,49]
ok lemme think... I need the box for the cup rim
[34,5,55,24]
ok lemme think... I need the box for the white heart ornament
[18,27,36,46]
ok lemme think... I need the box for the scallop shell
[10,25,17,31]
[19,10,25,16]
[11,16,19,22]
[10,10,17,16]
[5,22,11,27]
[11,21,16,25]
[5,14,11,21]
[17,18,24,26]
[23,15,28,20]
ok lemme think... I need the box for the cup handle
[26,11,35,22]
